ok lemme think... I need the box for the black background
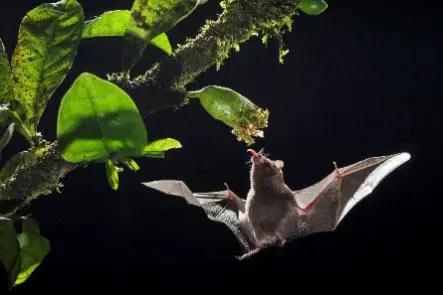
[1,0,441,292]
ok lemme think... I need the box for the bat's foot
[333,161,343,181]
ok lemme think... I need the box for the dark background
[1,0,441,292]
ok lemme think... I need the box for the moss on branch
[109,0,300,113]
[0,143,76,215]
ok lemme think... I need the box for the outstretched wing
[142,180,255,252]
[293,153,411,236]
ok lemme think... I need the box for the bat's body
[144,150,410,258]
[246,153,296,247]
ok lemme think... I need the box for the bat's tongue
[247,149,263,164]
[247,149,258,158]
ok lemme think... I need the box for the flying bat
[143,149,410,259]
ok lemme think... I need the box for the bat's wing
[293,153,411,236]
[142,180,255,252]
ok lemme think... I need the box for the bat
[143,149,410,259]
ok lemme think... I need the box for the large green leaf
[82,10,172,56]
[187,86,269,145]
[0,218,20,286]
[57,73,148,163]
[0,39,12,103]
[123,0,205,70]
[14,218,50,286]
[11,0,85,134]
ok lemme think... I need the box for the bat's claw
[333,161,342,181]
[224,182,235,202]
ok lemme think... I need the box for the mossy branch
[1,0,302,215]
[0,143,76,215]
[108,0,300,113]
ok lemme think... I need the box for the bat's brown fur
[246,153,298,248]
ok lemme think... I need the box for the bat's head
[247,149,285,188]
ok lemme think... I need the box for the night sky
[1,0,441,292]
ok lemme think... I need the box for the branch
[109,0,300,113]
[1,0,302,215]
[0,143,76,215]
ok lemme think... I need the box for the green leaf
[105,159,120,190]
[187,86,269,145]
[123,0,205,70]
[14,218,50,286]
[143,138,182,158]
[82,10,172,56]
[0,104,34,144]
[0,39,12,103]
[57,73,148,163]
[279,48,290,64]
[82,10,129,39]
[121,158,140,171]
[0,124,15,156]
[0,217,20,286]
[299,0,328,15]
[11,0,85,134]
[149,33,173,56]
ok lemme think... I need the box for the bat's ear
[274,160,284,169]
